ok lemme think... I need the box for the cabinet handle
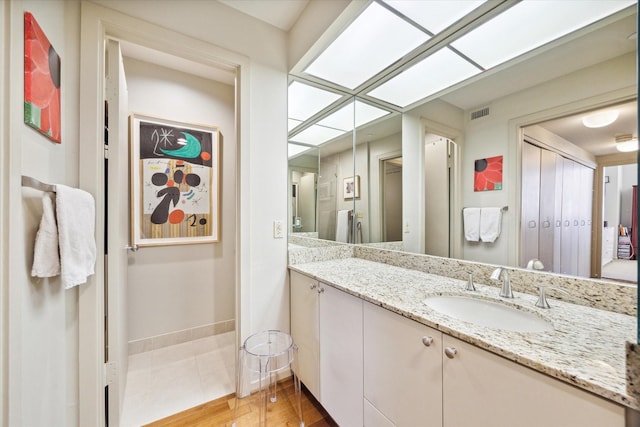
[528,220,537,228]
[309,283,317,290]
[318,287,325,294]
[444,347,457,359]
[422,336,434,347]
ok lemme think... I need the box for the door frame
[78,3,248,425]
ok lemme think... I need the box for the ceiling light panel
[288,81,343,122]
[288,118,303,132]
[383,0,486,34]
[288,143,312,158]
[303,2,430,90]
[451,0,636,70]
[367,47,481,107]
[318,100,391,131]
[289,124,347,146]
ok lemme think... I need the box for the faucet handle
[465,272,476,291]
[535,286,570,309]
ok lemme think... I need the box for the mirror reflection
[287,1,637,285]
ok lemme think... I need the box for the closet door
[560,159,578,276]
[521,143,541,266]
[538,149,558,272]
[552,156,564,273]
[578,165,594,277]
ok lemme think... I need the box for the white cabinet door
[319,284,363,427]
[289,270,320,399]
[363,302,442,426]
[442,335,624,427]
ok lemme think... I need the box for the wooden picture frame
[343,175,360,199]
[130,114,220,246]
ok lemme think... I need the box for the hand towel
[463,207,480,242]
[480,207,502,243]
[56,185,97,289]
[31,193,61,278]
[336,210,350,243]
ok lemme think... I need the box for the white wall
[4,1,81,426]
[123,56,236,342]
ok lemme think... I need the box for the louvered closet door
[521,143,541,266]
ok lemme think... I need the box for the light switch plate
[273,220,284,238]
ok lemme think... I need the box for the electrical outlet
[273,220,284,238]
[404,221,410,233]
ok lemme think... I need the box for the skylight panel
[451,0,636,69]
[303,1,430,90]
[383,0,486,34]
[288,81,342,122]
[367,47,481,108]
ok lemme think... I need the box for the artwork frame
[343,175,360,199]
[130,113,220,247]
[474,155,503,192]
[24,12,61,143]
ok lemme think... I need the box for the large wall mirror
[287,0,638,285]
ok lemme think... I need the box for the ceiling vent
[470,106,490,121]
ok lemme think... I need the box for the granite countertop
[290,257,638,410]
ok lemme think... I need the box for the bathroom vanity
[289,249,637,427]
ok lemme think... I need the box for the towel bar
[21,175,56,192]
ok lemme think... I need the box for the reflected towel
[56,185,97,289]
[31,193,61,278]
[336,210,350,243]
[480,207,502,243]
[463,207,480,242]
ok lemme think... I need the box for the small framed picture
[343,175,360,199]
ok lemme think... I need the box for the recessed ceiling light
[581,110,619,128]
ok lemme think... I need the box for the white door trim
[78,3,249,425]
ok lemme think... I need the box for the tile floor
[120,331,236,427]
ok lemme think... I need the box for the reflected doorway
[425,135,455,257]
[382,157,403,241]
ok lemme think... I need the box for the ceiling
[217,0,637,157]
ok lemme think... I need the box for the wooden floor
[144,378,337,426]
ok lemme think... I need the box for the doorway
[381,156,403,242]
[424,135,456,257]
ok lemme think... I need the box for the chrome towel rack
[22,175,56,192]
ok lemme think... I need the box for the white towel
[463,208,480,242]
[56,185,97,289]
[480,207,502,243]
[31,193,61,278]
[336,210,350,243]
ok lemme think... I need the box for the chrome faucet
[465,272,476,291]
[490,267,513,298]
[535,286,570,309]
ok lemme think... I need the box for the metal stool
[232,330,304,426]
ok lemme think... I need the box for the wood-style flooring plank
[144,379,337,427]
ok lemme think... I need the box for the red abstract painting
[474,155,503,191]
[24,12,61,143]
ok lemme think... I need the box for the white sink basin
[423,295,553,333]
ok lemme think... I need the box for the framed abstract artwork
[24,12,61,143]
[343,175,360,199]
[130,114,220,246]
[474,155,503,192]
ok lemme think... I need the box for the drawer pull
[309,283,317,290]
[422,336,434,347]
[445,347,457,359]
